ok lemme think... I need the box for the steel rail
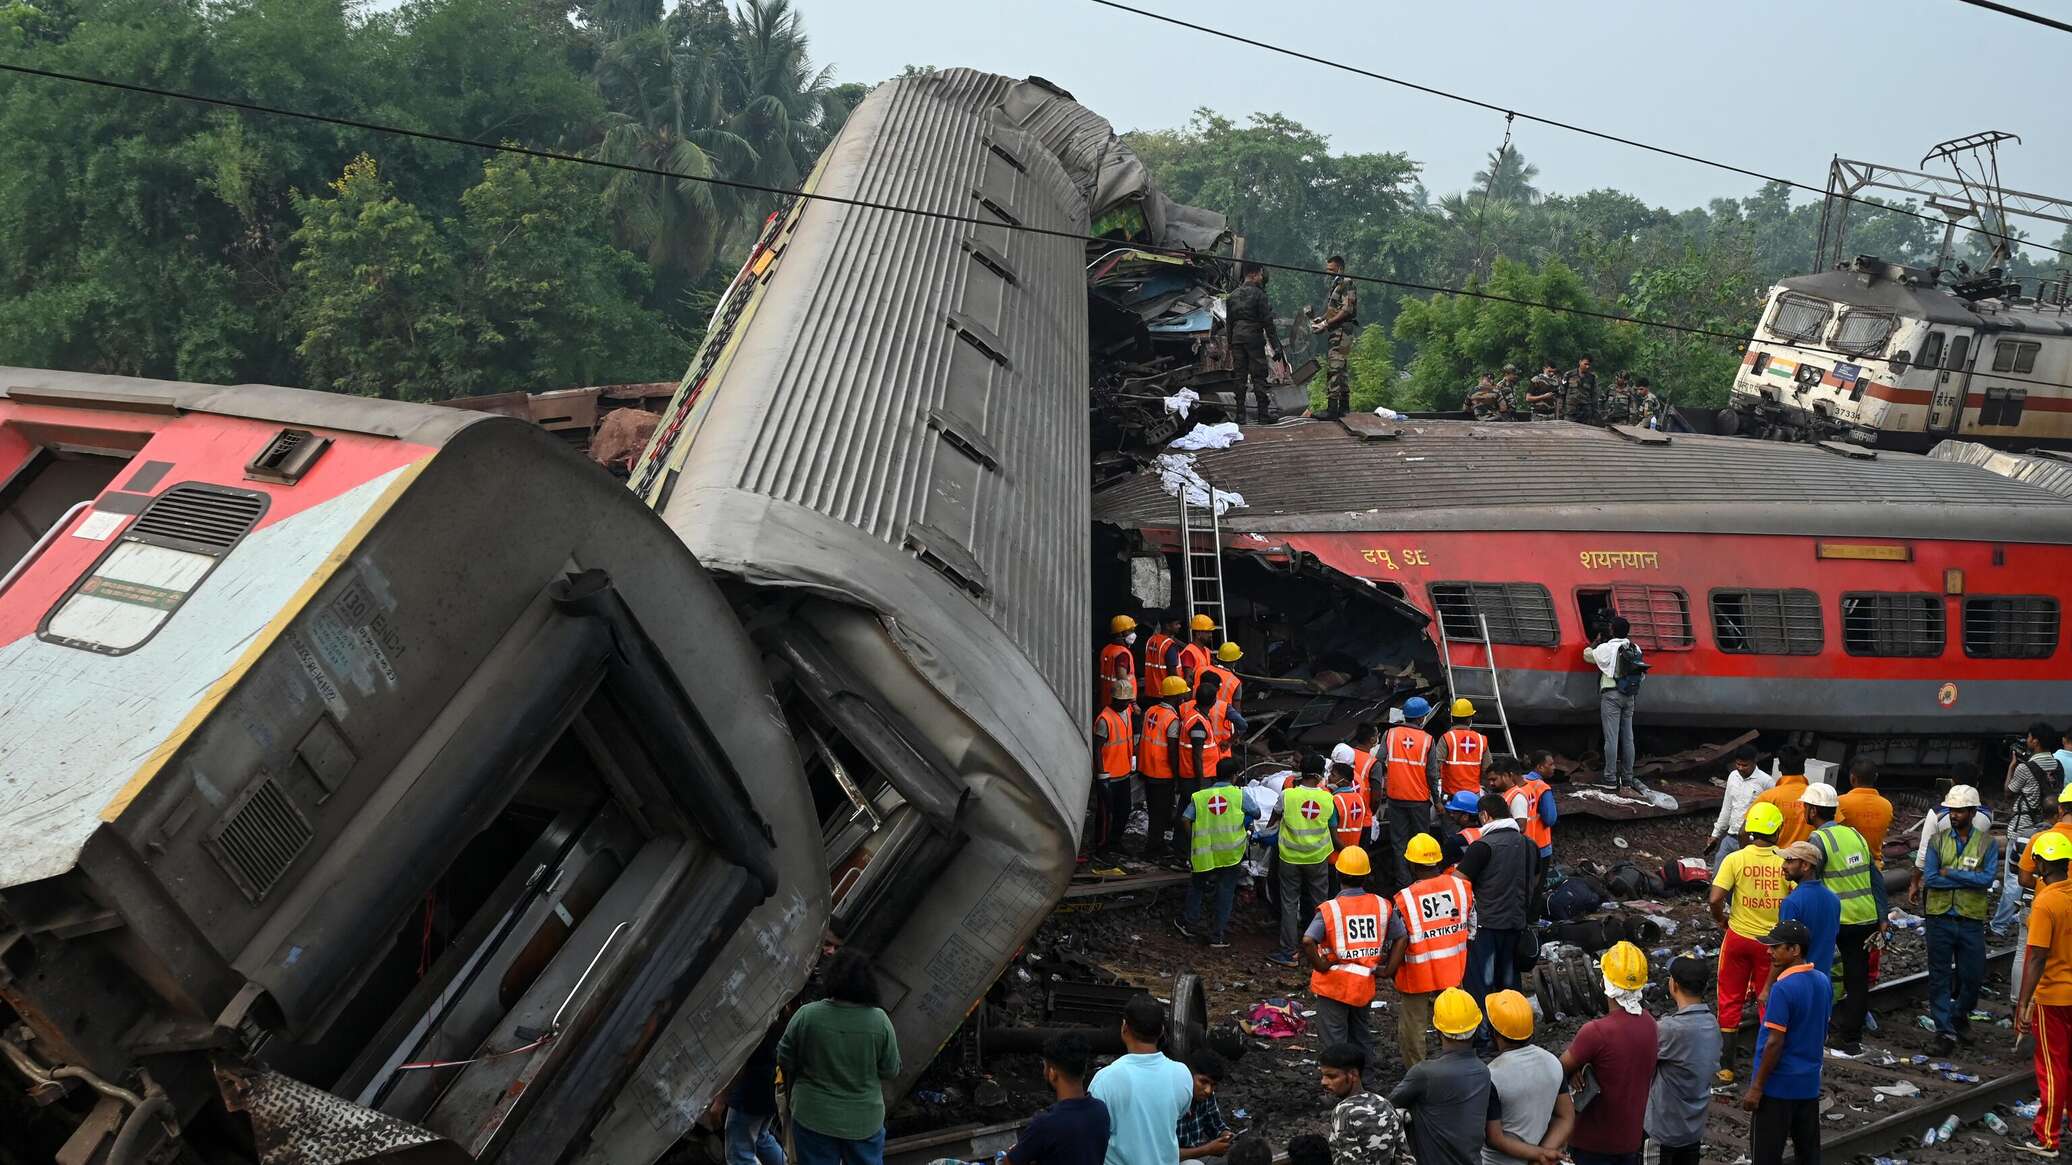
[1821,1066,2035,1157]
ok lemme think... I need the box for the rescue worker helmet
[1432,987,1483,1036]
[1944,784,1982,809]
[2059,782,2072,804]
[1330,743,1359,766]
[1484,989,1535,1040]
[1190,613,1217,632]
[1403,696,1432,719]
[1450,697,1475,719]
[1445,790,1482,815]
[1160,676,1191,697]
[1109,614,1137,634]
[2037,831,2072,863]
[1404,832,1444,866]
[1798,783,1839,808]
[1601,941,1649,991]
[1217,642,1243,662]
[1333,846,1372,876]
[1744,802,1785,837]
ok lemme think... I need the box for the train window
[1428,582,1559,647]
[1918,331,1945,373]
[1992,340,2041,374]
[1978,387,2028,426]
[1609,583,1693,651]
[1840,592,1945,657]
[1963,596,2059,659]
[1833,311,1896,357]
[1768,294,1830,343]
[1944,334,1971,372]
[1710,588,1823,655]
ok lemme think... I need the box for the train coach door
[1927,331,1970,434]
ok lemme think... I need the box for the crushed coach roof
[1092,418,2072,543]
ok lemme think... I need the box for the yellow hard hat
[1334,846,1371,876]
[1217,641,1244,663]
[1744,801,1784,837]
[1602,941,1649,991]
[1160,676,1191,697]
[1404,832,1444,866]
[1450,697,1476,719]
[2038,832,2072,863]
[1190,613,1217,632]
[1484,989,1535,1041]
[1432,987,1483,1037]
[1110,614,1137,634]
[2058,783,2072,804]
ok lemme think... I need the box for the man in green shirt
[779,950,901,1165]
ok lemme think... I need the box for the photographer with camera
[1992,723,2065,940]
[1583,615,1646,792]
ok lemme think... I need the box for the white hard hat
[1944,784,1982,809]
[1799,783,1839,809]
[1330,743,1359,766]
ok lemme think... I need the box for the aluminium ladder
[1176,488,1226,642]
[1434,610,1518,756]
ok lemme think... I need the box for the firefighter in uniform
[1174,674,1222,861]
[1225,262,1280,424]
[1179,758,1259,947]
[1312,256,1358,418]
[1303,846,1398,1059]
[1090,696,1136,859]
[1097,614,1138,708]
[1140,677,1186,859]
[1380,697,1440,893]
[1177,614,1217,690]
[1390,833,1474,1069]
[1437,699,1489,800]
[1141,611,1182,708]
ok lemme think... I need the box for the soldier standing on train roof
[1561,355,1600,424]
[1525,362,1561,418]
[1310,256,1357,420]
[1224,262,1280,425]
[1496,364,1524,415]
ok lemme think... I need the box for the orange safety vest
[1211,696,1237,762]
[1332,790,1371,849]
[1518,776,1553,850]
[1140,704,1180,779]
[1350,749,1378,806]
[1142,631,1175,697]
[1444,826,1482,875]
[1392,874,1473,994]
[1200,663,1242,707]
[1177,641,1212,686]
[1094,706,1134,779]
[1438,728,1487,798]
[1098,643,1137,704]
[1176,702,1217,779]
[1310,892,1389,1007]
[1383,726,1434,802]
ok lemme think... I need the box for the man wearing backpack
[1583,616,1644,792]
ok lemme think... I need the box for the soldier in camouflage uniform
[1464,373,1506,420]
[1561,354,1600,424]
[1631,376,1667,429]
[1601,370,1635,425]
[1312,256,1358,418]
[1318,1043,1407,1165]
[1525,362,1562,419]
[1224,262,1280,424]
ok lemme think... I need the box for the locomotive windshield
[1833,310,1897,357]
[1768,293,1831,342]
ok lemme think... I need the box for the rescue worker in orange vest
[1090,694,1137,860]
[1349,723,1382,808]
[1141,611,1184,708]
[1391,833,1474,1069]
[1172,674,1222,862]
[1203,642,1247,763]
[1380,697,1442,895]
[1511,749,1560,919]
[1437,790,1484,870]
[1302,846,1402,1060]
[1097,615,1139,708]
[1330,760,1373,874]
[1437,698,1489,799]
[1177,613,1217,689]
[1140,676,1188,861]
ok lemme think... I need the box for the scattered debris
[1154,453,1247,515]
[1168,422,1244,451]
[1871,1082,1921,1100]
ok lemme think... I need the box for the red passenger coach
[1093,419,2072,738]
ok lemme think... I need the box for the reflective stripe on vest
[1310,893,1389,1007]
[1392,874,1471,994]
[1190,784,1248,872]
[1332,790,1370,848]
[1439,728,1486,797]
[1280,786,1333,864]
[1518,777,1553,850]
[1351,751,1378,804]
[1927,825,1992,920]
[1143,632,1174,694]
[1813,822,1878,926]
[1095,706,1134,778]
[1099,643,1137,702]
[1384,726,1434,802]
[1202,663,1242,707]
[1140,705,1179,779]
[1178,642,1212,684]
[1444,826,1482,874]
[1178,704,1217,778]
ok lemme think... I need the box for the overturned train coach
[0,65,1186,1165]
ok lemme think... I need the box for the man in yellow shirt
[1750,746,1813,849]
[2015,830,2072,1156]
[1710,802,1788,1083]
[2014,787,2072,1001]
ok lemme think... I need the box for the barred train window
[1611,583,1693,651]
[1711,589,1823,655]
[1840,592,1944,657]
[1963,596,2058,659]
[1428,582,1559,647]
[1768,294,1830,343]
[1992,340,2041,374]
[1832,311,1896,357]
[1979,387,2028,427]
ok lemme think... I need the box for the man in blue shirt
[1771,841,1840,992]
[1743,920,1830,1165]
[1089,996,1195,1165]
[1920,784,1999,1056]
[1008,1032,1110,1165]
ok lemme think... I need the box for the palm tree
[724,0,838,191]
[1472,148,1541,205]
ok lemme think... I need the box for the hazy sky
[789,0,2072,217]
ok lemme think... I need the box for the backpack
[1547,874,1609,922]
[1662,857,1712,893]
[1614,640,1648,695]
[1605,861,1667,901]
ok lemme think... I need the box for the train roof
[1930,438,2072,499]
[1091,418,2072,542]
[1778,269,2072,336]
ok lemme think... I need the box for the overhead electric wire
[1082,0,2072,266]
[1952,0,2072,34]
[7,58,2072,395]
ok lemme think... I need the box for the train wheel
[1714,408,1741,436]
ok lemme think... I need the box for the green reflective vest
[1812,822,1879,926]
[1926,825,1992,921]
[1279,786,1333,865]
[1190,784,1248,873]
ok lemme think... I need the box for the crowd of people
[1459,358,1668,428]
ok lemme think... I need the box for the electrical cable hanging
[8,58,2072,395]
[1469,113,1515,280]
[1952,0,2072,34]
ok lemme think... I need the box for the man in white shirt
[1709,745,1774,872]
[1583,616,1639,791]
